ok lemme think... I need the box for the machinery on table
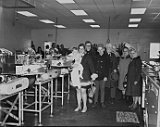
[0,45,73,125]
[0,48,29,94]
[0,76,29,95]
[0,47,62,126]
[142,61,160,127]
[0,75,29,126]
[0,48,30,94]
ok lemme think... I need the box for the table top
[35,77,53,84]
[51,65,71,68]
[0,92,18,101]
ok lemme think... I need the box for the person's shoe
[122,95,125,100]
[74,107,81,112]
[131,103,137,110]
[81,107,87,113]
[101,103,106,108]
[92,102,98,108]
[109,98,114,104]
[128,103,134,108]
[137,104,142,113]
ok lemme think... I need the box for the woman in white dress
[68,45,97,112]
[67,47,83,89]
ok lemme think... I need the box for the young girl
[67,47,83,89]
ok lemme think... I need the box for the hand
[79,75,83,79]
[134,81,138,85]
[103,77,107,81]
[78,85,81,89]
[91,73,98,81]
[113,69,117,73]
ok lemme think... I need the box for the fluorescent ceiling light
[128,24,138,27]
[39,19,55,24]
[90,25,100,28]
[54,25,66,28]
[131,8,146,14]
[129,18,142,22]
[132,0,145,1]
[16,11,37,17]
[83,19,95,23]
[70,10,88,16]
[56,0,75,4]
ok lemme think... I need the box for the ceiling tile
[3,0,160,29]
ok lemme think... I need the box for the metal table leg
[38,83,42,126]
[1,95,19,126]
[50,79,53,117]
[35,84,38,116]
[67,74,70,102]
[55,78,58,99]
[21,91,24,125]
[62,75,64,106]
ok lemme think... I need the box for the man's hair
[85,41,92,46]
[97,44,104,49]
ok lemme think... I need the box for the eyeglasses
[97,48,104,52]
[79,48,84,50]
[86,45,91,47]
[130,52,135,54]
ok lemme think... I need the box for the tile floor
[22,87,144,127]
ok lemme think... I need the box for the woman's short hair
[123,47,129,52]
[78,43,85,49]
[72,47,78,50]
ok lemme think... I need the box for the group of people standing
[23,39,142,113]
[69,41,142,113]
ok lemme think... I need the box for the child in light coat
[67,47,83,89]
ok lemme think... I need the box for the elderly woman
[125,49,142,110]
[118,47,131,99]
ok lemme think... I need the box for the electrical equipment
[0,77,29,95]
[2,64,46,75]
[16,64,46,75]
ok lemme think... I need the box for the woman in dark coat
[126,49,142,110]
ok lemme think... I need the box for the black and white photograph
[0,0,160,126]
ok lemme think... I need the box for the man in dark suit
[92,44,110,108]
[106,43,119,104]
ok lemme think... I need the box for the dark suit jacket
[95,53,110,80]
[106,52,119,87]
[108,53,119,72]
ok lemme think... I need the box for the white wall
[31,28,160,61]
[1,3,160,61]
[0,6,31,52]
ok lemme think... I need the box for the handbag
[88,83,96,103]
[123,74,127,89]
[110,71,119,82]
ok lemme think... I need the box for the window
[150,43,160,59]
